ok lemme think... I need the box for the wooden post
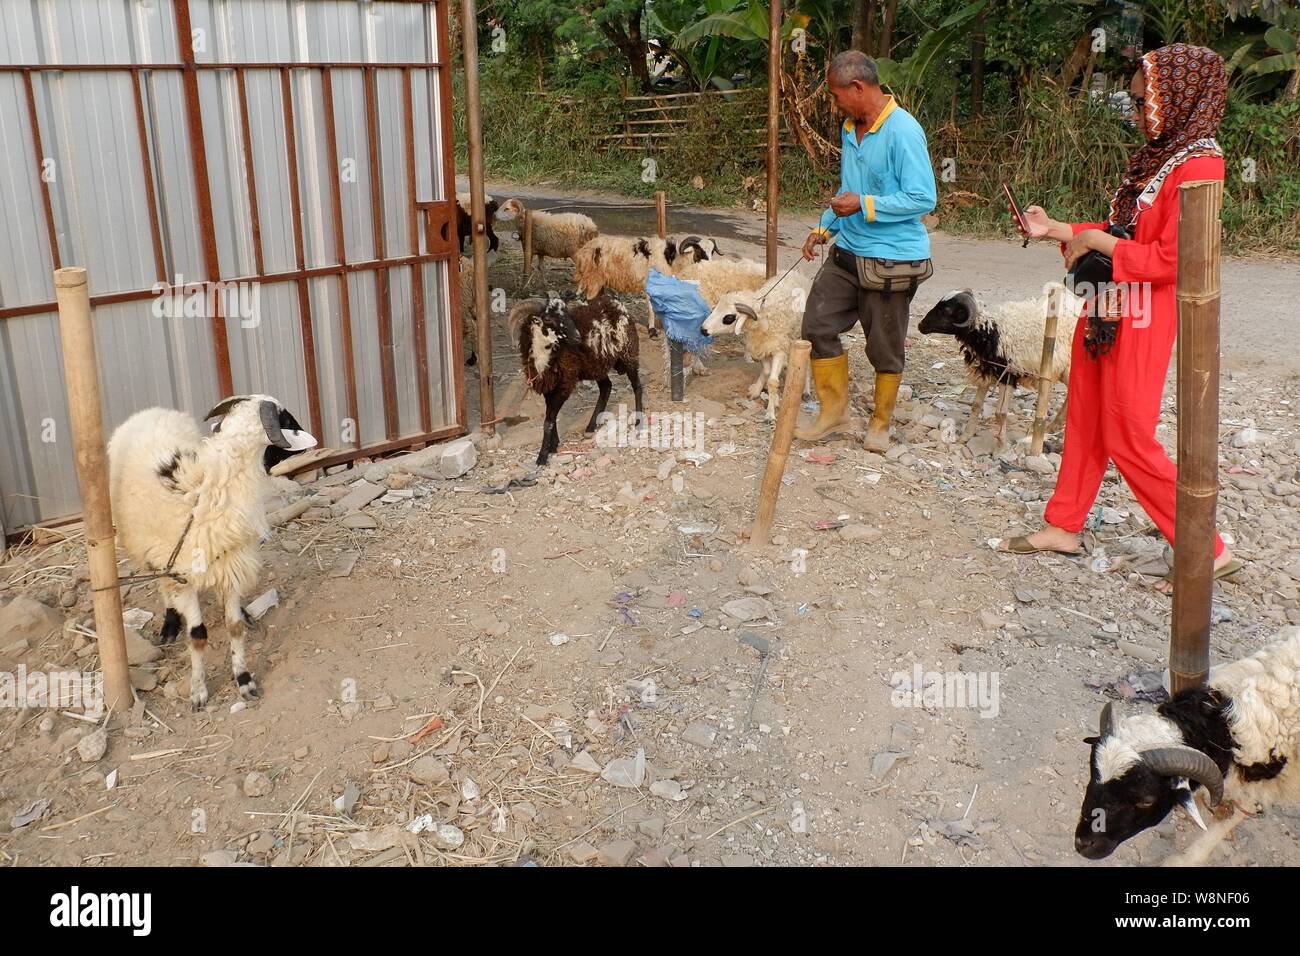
[1029,284,1062,456]
[748,340,812,547]
[54,268,132,713]
[1170,180,1224,693]
[460,0,495,435]
[766,0,783,278]
[521,208,533,282]
[655,190,667,239]
[669,341,685,402]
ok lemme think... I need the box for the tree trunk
[881,0,898,58]
[852,0,877,55]
[1059,30,1093,90]
[970,9,986,116]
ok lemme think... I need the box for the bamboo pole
[748,340,812,547]
[521,208,533,282]
[54,267,132,712]
[460,0,495,436]
[765,0,782,278]
[1170,179,1224,693]
[655,191,666,239]
[1029,284,1062,456]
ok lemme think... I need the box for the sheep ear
[259,400,317,451]
[204,396,250,421]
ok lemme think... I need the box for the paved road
[480,179,1300,376]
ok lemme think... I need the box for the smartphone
[1002,183,1029,235]
[1002,183,1032,247]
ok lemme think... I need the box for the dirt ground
[2,187,1298,868]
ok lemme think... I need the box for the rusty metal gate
[0,0,465,535]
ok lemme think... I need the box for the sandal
[998,535,1084,556]
[1156,558,1245,593]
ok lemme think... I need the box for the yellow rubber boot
[864,372,902,453]
[794,353,850,442]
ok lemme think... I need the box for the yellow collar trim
[868,96,897,133]
[843,96,897,136]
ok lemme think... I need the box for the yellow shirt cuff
[862,195,876,222]
[812,227,831,238]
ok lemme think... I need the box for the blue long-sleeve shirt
[813,97,936,260]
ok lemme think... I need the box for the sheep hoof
[189,686,209,711]
[647,327,659,339]
[236,674,261,701]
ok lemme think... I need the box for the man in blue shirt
[795,51,936,453]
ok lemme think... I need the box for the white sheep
[497,198,598,286]
[572,235,680,338]
[700,270,813,422]
[107,395,316,709]
[918,283,1083,444]
[674,254,769,308]
[1075,628,1300,865]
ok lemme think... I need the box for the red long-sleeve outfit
[1043,154,1226,559]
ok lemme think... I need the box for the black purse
[1066,222,1131,359]
[1065,222,1130,294]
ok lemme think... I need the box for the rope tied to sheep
[92,513,194,591]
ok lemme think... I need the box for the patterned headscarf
[1107,44,1227,229]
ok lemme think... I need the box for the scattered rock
[597,840,638,867]
[681,722,718,748]
[76,728,108,763]
[410,757,450,786]
[243,771,273,798]
[0,596,63,646]
[439,438,478,479]
[200,850,240,867]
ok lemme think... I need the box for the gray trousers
[800,257,918,372]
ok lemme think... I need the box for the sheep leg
[224,588,260,701]
[748,359,770,402]
[803,364,813,400]
[994,382,1012,446]
[645,294,659,339]
[1162,807,1250,867]
[585,377,613,434]
[163,580,208,710]
[621,363,646,431]
[1047,390,1068,433]
[764,352,786,423]
[963,380,990,440]
[537,389,568,466]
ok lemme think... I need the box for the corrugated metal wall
[0,0,465,534]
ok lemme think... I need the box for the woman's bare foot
[997,525,1083,554]
[1153,547,1237,595]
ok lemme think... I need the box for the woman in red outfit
[998,44,1240,592]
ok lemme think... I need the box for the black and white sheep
[918,284,1083,443]
[700,270,813,422]
[496,198,599,285]
[677,235,722,265]
[107,395,316,709]
[509,295,644,466]
[1075,628,1300,865]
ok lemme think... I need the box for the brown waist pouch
[834,246,933,292]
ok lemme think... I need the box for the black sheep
[456,196,500,254]
[510,295,644,466]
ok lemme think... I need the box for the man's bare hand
[802,231,828,261]
[830,192,862,217]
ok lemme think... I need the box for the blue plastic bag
[645,268,712,354]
